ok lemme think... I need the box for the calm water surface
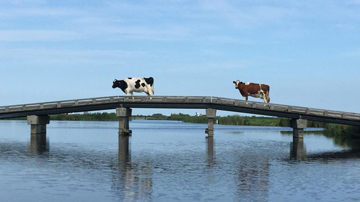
[1,120,360,202]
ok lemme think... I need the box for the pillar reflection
[112,135,153,202]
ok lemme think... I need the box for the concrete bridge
[1,96,360,140]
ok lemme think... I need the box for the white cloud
[0,7,86,18]
[0,30,82,42]
[0,48,144,65]
[346,0,360,5]
[202,36,255,44]
[200,0,296,27]
[1,0,46,6]
[164,61,244,73]
[70,16,194,41]
[106,26,193,41]
[0,48,142,58]
[343,49,360,57]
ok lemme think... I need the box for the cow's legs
[266,92,270,103]
[146,86,153,96]
[146,92,153,100]
[262,93,268,103]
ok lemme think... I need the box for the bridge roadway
[0,95,360,126]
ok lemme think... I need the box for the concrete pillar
[206,136,215,167]
[118,135,130,162]
[27,115,50,134]
[29,133,49,153]
[205,108,216,137]
[290,119,307,139]
[116,108,132,136]
[207,136,214,157]
[290,138,306,160]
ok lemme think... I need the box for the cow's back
[260,84,269,93]
[244,83,261,95]
[123,77,153,94]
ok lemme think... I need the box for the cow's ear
[233,81,236,84]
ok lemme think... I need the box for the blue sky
[0,0,359,116]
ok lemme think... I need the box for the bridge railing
[0,96,213,113]
[211,96,360,121]
[0,96,120,113]
[0,96,360,121]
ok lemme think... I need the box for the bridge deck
[0,96,360,126]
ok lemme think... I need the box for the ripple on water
[0,120,359,202]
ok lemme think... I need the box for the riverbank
[49,113,327,128]
[7,112,326,127]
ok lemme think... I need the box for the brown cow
[233,80,270,103]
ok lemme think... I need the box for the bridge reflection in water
[25,132,359,163]
[113,135,218,201]
[21,130,360,201]
[114,133,295,202]
[26,131,309,162]
[113,135,153,202]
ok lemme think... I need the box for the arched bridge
[0,96,359,138]
[1,96,359,125]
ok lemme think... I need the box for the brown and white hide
[233,80,270,103]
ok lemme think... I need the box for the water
[1,120,360,202]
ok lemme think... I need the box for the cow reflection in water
[235,154,270,201]
[111,135,153,202]
[113,135,217,201]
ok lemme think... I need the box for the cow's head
[233,80,240,89]
[112,79,119,88]
[112,79,128,93]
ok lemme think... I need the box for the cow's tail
[266,87,270,103]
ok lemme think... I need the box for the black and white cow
[112,77,154,96]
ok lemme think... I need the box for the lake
[0,120,360,202]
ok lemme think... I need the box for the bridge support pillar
[290,138,306,160]
[118,135,130,162]
[290,119,307,139]
[116,108,132,136]
[205,109,216,137]
[27,115,50,134]
[29,132,49,153]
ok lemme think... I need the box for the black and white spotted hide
[112,77,154,96]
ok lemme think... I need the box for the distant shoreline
[6,112,359,137]
[4,112,359,137]
[6,112,325,127]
